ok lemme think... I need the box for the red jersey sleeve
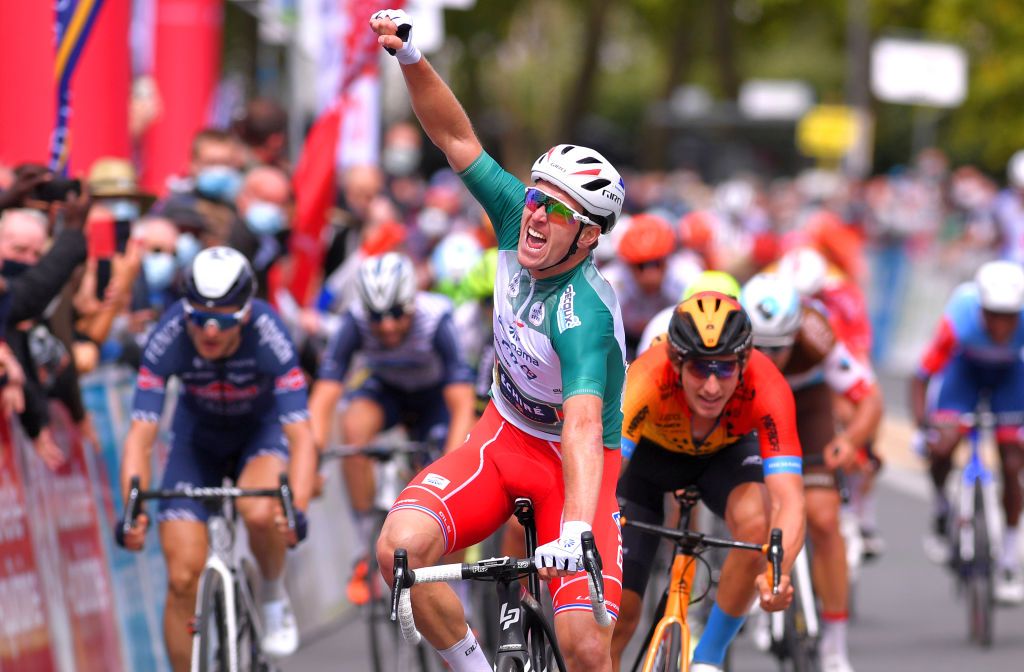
[918,318,958,378]
[745,351,803,475]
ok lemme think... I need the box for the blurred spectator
[234,97,290,170]
[163,128,245,246]
[323,164,386,278]
[991,150,1024,265]
[232,165,292,295]
[601,213,702,356]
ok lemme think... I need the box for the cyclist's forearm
[442,383,476,453]
[842,386,883,446]
[909,375,929,426]
[121,420,158,497]
[284,420,317,511]
[560,395,604,525]
[308,380,343,449]
[399,59,482,173]
[766,473,805,575]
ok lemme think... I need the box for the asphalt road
[282,460,1024,671]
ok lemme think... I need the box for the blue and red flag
[50,0,106,173]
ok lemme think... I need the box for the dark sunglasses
[632,259,666,271]
[184,303,248,330]
[524,187,593,226]
[685,358,740,380]
[368,305,407,323]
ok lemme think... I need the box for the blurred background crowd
[3,0,1024,668]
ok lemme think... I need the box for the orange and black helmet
[667,291,753,359]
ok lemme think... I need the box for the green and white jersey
[459,151,626,448]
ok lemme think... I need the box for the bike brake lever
[580,531,604,602]
[391,548,411,621]
[768,528,783,595]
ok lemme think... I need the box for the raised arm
[370,10,482,172]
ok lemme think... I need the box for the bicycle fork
[642,553,695,671]
[957,450,1001,570]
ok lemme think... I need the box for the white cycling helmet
[776,247,828,297]
[357,252,417,315]
[1008,150,1024,189]
[531,144,625,234]
[740,273,804,347]
[976,260,1024,313]
[184,246,256,308]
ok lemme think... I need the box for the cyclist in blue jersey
[911,260,1024,603]
[307,252,477,603]
[369,10,628,672]
[118,247,317,671]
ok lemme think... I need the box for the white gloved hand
[370,9,421,65]
[535,521,591,573]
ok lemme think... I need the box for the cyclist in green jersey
[370,9,628,672]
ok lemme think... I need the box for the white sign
[739,79,814,120]
[871,37,968,108]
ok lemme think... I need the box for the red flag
[288,103,342,305]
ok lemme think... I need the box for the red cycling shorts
[390,402,623,621]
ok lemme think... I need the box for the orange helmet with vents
[618,214,676,264]
[667,291,753,359]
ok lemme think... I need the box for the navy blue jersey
[318,292,474,392]
[131,299,309,427]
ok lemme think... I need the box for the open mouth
[525,226,547,250]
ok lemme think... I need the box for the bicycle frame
[956,425,1001,569]
[639,551,698,672]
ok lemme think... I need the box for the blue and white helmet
[357,252,417,314]
[531,144,625,234]
[740,273,803,348]
[184,246,256,308]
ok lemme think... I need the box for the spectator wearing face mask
[232,165,292,297]
[0,202,92,470]
[162,128,245,247]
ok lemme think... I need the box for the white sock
[1002,526,1020,570]
[262,574,285,603]
[820,616,848,658]
[437,627,490,672]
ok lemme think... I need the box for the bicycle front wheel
[782,600,819,672]
[195,570,230,672]
[645,622,683,672]
[967,486,994,647]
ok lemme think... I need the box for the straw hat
[87,157,156,211]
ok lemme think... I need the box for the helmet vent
[581,178,611,191]
[577,156,602,164]
[560,145,576,154]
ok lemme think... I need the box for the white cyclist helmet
[740,272,804,347]
[357,252,417,317]
[184,246,256,308]
[1008,150,1024,189]
[776,247,828,297]
[531,144,625,234]
[976,260,1024,313]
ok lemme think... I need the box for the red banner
[140,0,224,194]
[35,404,124,672]
[0,421,57,671]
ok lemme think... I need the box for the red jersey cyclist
[611,292,806,672]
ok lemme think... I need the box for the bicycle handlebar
[623,518,783,594]
[117,473,305,546]
[390,539,611,643]
[318,441,436,467]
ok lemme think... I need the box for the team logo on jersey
[557,285,582,333]
[507,274,521,299]
[423,473,450,490]
[275,367,306,392]
[137,367,165,391]
[528,301,545,326]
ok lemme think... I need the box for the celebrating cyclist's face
[982,309,1020,345]
[678,355,742,421]
[518,181,600,277]
[185,303,247,360]
[369,309,413,349]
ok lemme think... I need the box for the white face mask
[143,251,177,290]
[176,232,202,266]
[417,207,449,239]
